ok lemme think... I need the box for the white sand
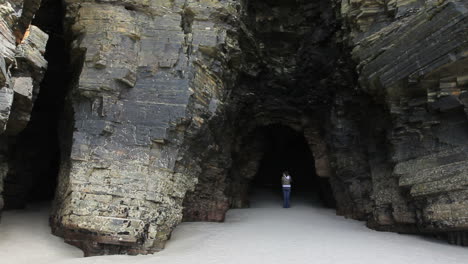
[1,189,468,264]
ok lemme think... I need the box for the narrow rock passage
[1,190,468,264]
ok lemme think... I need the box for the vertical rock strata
[51,0,236,255]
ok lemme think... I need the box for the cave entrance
[243,124,336,209]
[2,0,68,210]
[3,126,60,209]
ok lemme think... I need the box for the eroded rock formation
[49,0,237,255]
[1,0,468,256]
[341,0,468,241]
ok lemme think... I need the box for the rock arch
[1,0,468,256]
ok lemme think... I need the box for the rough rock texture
[183,0,468,246]
[1,0,468,256]
[336,0,468,239]
[182,0,342,220]
[48,0,468,255]
[50,0,237,255]
[0,0,48,215]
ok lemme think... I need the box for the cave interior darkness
[250,125,335,208]
[225,0,338,210]
[2,0,66,209]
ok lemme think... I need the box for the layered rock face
[1,0,468,256]
[0,0,48,213]
[51,0,343,254]
[183,0,342,218]
[338,0,468,242]
[50,0,236,255]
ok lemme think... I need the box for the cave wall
[53,0,468,254]
[0,0,48,214]
[0,0,467,256]
[183,0,341,220]
[52,0,347,254]
[336,0,468,239]
[184,0,468,245]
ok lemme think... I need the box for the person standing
[282,171,292,208]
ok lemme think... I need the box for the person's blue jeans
[283,187,291,208]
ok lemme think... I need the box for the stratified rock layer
[49,0,468,254]
[1,0,467,256]
[336,0,468,240]
[50,0,235,255]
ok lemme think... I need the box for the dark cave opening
[3,0,68,208]
[185,0,339,221]
[227,0,338,209]
[248,125,336,208]
[252,125,316,190]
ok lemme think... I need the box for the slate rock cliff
[0,0,468,256]
[50,0,236,255]
[339,0,468,243]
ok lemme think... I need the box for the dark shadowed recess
[183,0,340,222]
[3,0,69,208]
[251,125,335,207]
